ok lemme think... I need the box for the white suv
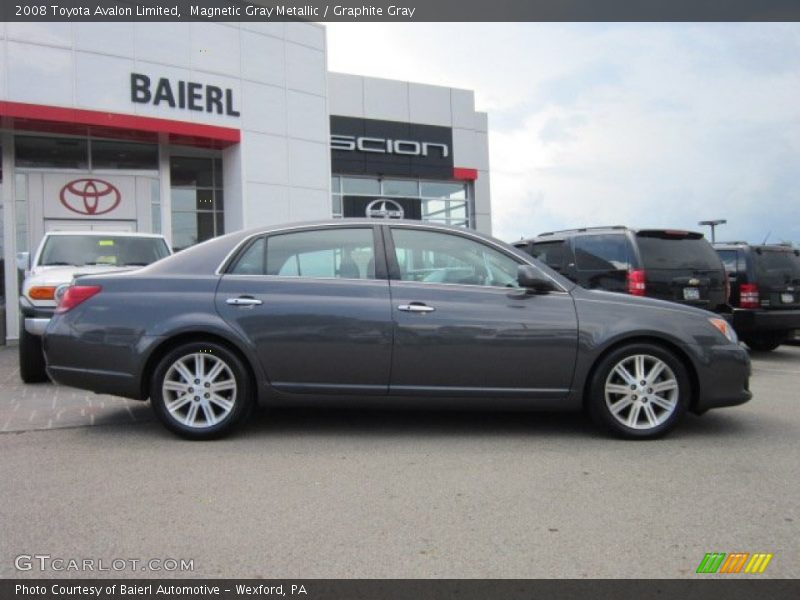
[17,231,171,382]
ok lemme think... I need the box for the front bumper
[730,308,800,335]
[24,318,50,336]
[691,342,752,412]
[19,298,55,337]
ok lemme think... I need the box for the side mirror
[518,264,555,293]
[16,252,30,272]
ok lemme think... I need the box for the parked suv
[514,226,728,312]
[713,242,800,351]
[18,231,171,383]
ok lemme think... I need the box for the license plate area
[683,287,700,301]
[781,292,794,304]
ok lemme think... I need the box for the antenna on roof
[762,231,771,245]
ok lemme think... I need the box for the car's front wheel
[19,319,49,383]
[587,343,690,439]
[150,341,253,440]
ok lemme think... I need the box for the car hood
[573,286,718,319]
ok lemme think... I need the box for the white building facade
[0,21,491,342]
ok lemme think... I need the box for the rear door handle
[398,303,435,313]
[226,296,263,306]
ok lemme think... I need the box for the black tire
[150,341,253,440]
[743,333,784,352]
[19,320,49,383]
[587,342,690,440]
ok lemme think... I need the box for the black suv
[514,226,728,312]
[713,242,800,351]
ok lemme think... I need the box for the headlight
[709,317,738,344]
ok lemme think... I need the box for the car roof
[44,231,167,239]
[145,219,531,276]
[714,241,798,251]
[520,226,704,244]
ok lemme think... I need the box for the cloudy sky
[325,23,800,244]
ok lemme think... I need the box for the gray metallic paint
[43,220,751,413]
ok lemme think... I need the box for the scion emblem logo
[365,198,404,219]
[59,179,121,216]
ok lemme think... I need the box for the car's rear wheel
[19,319,49,383]
[588,343,689,439]
[150,341,253,440]
[743,333,784,352]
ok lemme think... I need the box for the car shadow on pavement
[79,404,779,443]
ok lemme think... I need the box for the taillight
[28,286,57,300]
[739,283,759,309]
[55,285,102,314]
[627,269,646,296]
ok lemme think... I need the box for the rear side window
[716,249,740,273]
[530,241,567,270]
[266,228,376,280]
[229,237,266,275]
[636,235,721,270]
[573,235,631,270]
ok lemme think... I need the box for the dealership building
[0,21,491,343]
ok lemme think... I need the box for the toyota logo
[59,179,121,216]
[365,198,404,219]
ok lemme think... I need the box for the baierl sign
[130,73,240,117]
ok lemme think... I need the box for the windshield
[636,235,721,271]
[39,235,170,267]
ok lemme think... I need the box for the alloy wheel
[162,353,237,429]
[604,354,679,430]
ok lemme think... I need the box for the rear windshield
[39,235,170,267]
[636,235,721,270]
[754,248,800,278]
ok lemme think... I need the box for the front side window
[265,228,376,280]
[391,228,520,288]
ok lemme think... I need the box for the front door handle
[226,296,263,306]
[398,303,435,313]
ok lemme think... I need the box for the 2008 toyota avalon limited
[42,220,752,440]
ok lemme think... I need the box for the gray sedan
[42,220,751,440]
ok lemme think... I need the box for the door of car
[215,225,393,395]
[385,225,579,397]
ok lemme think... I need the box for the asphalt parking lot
[0,344,797,579]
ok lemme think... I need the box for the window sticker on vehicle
[98,240,115,246]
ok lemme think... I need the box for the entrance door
[45,220,136,232]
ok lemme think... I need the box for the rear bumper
[730,308,800,334]
[691,342,752,411]
[43,315,162,400]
